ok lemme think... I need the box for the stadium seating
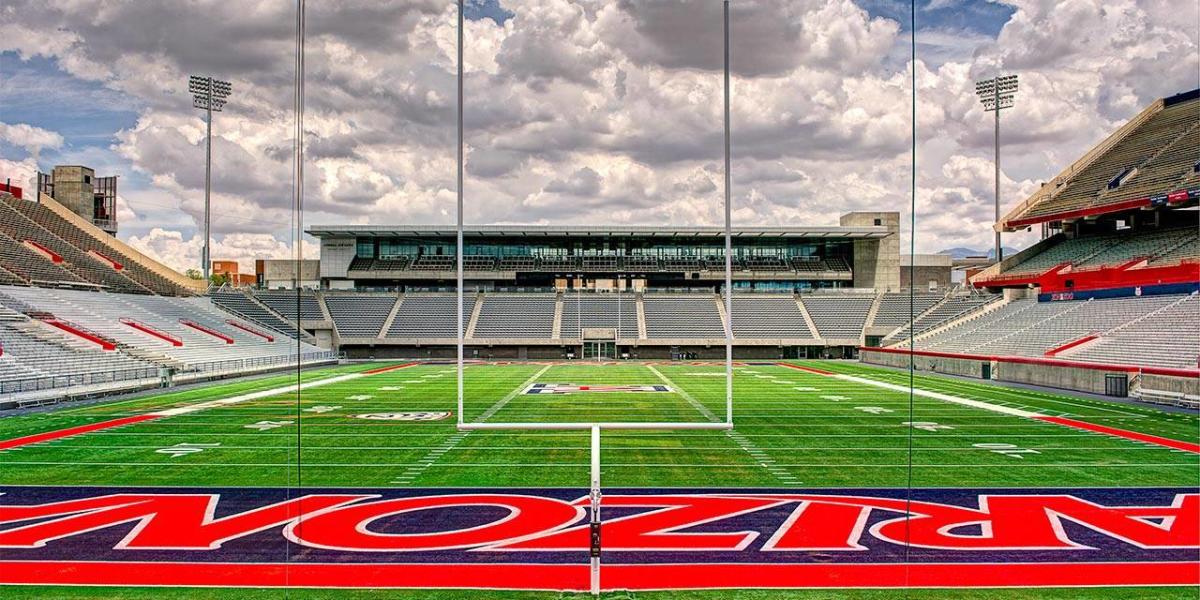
[386,294,474,338]
[1067,294,1199,369]
[581,256,619,272]
[1071,227,1195,268]
[886,294,1001,343]
[1149,234,1199,265]
[411,255,456,271]
[911,295,1190,362]
[871,293,945,327]
[662,257,703,271]
[254,289,325,321]
[324,294,395,337]
[623,256,660,271]
[463,255,497,271]
[990,227,1197,281]
[210,288,305,339]
[800,294,873,339]
[498,256,536,271]
[643,295,726,338]
[560,293,639,339]
[472,294,555,338]
[0,231,86,286]
[730,296,815,339]
[1025,99,1198,219]
[0,285,331,397]
[0,285,323,361]
[744,256,789,271]
[0,197,148,294]
[0,195,188,295]
[348,256,411,272]
[539,256,579,271]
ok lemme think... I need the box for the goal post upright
[456,0,465,428]
[722,0,733,426]
[453,2,735,595]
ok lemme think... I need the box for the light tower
[975,73,1017,263]
[188,75,232,281]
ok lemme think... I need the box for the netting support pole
[589,424,602,596]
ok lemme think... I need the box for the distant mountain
[938,247,1019,260]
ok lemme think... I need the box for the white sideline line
[830,373,1043,419]
[149,373,369,417]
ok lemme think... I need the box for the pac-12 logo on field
[523,383,672,395]
[354,411,451,421]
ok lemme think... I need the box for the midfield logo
[524,383,672,395]
[0,487,1196,590]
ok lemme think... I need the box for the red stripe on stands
[0,561,1194,590]
[362,362,419,375]
[1035,416,1200,453]
[776,363,835,376]
[0,415,160,450]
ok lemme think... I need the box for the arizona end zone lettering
[0,487,1197,590]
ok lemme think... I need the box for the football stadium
[0,1,1197,599]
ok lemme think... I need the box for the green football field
[0,359,1197,599]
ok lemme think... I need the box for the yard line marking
[0,363,419,451]
[647,365,799,483]
[644,365,720,423]
[776,363,1200,454]
[392,365,555,485]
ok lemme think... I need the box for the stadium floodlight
[453,1,734,595]
[189,75,233,282]
[976,73,1017,263]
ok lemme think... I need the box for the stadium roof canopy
[307,224,892,239]
[998,88,1199,232]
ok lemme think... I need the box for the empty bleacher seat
[643,295,725,339]
[560,293,639,339]
[473,294,555,338]
[387,294,474,338]
[730,296,814,339]
[800,294,873,339]
[325,294,396,337]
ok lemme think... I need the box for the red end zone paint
[0,561,1194,590]
[776,363,835,376]
[1036,416,1200,453]
[0,414,160,450]
[362,362,418,375]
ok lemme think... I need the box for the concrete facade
[900,254,954,291]
[840,211,900,292]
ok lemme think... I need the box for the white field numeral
[245,420,294,431]
[156,443,219,458]
[973,442,1041,459]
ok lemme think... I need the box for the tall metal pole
[993,81,1001,263]
[723,0,733,425]
[456,0,465,426]
[203,77,214,282]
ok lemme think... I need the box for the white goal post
[452,1,736,595]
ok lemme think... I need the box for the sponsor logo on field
[0,486,1194,590]
[354,412,451,421]
[523,383,672,395]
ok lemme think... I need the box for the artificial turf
[1,359,1197,599]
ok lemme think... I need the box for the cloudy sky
[1,0,1196,272]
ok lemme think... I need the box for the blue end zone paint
[1,486,1195,567]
